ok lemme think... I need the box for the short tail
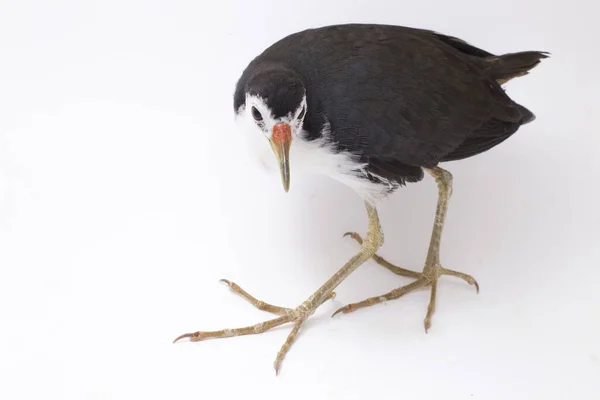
[485,51,549,84]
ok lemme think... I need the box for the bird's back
[244,24,546,184]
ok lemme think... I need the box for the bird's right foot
[173,279,336,375]
[174,201,383,375]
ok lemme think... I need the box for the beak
[269,123,292,192]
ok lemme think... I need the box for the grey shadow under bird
[174,23,548,374]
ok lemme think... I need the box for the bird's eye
[251,106,263,121]
[298,106,306,119]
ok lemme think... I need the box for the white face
[235,91,387,202]
[240,94,307,140]
[235,93,308,187]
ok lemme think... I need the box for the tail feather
[486,51,549,84]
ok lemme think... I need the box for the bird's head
[236,66,307,193]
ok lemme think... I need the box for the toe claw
[344,232,362,245]
[219,279,232,287]
[220,279,243,293]
[331,305,350,318]
[464,276,480,293]
[173,332,195,343]
[343,232,363,245]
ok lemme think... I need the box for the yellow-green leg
[174,201,384,374]
[333,167,479,332]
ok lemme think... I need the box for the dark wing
[314,27,529,168]
[255,24,543,182]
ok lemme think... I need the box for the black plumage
[234,23,547,187]
[175,24,547,373]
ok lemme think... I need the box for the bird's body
[177,23,547,374]
[234,23,545,203]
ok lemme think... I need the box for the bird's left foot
[333,232,479,332]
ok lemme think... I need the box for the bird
[174,23,547,374]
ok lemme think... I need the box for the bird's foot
[173,279,336,374]
[334,232,478,332]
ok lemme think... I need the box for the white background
[1,0,598,399]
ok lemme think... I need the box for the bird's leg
[334,167,479,332]
[174,202,384,374]
[342,232,421,279]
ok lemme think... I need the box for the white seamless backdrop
[1,1,598,399]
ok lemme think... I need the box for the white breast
[236,112,394,204]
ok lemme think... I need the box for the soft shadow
[284,141,578,284]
